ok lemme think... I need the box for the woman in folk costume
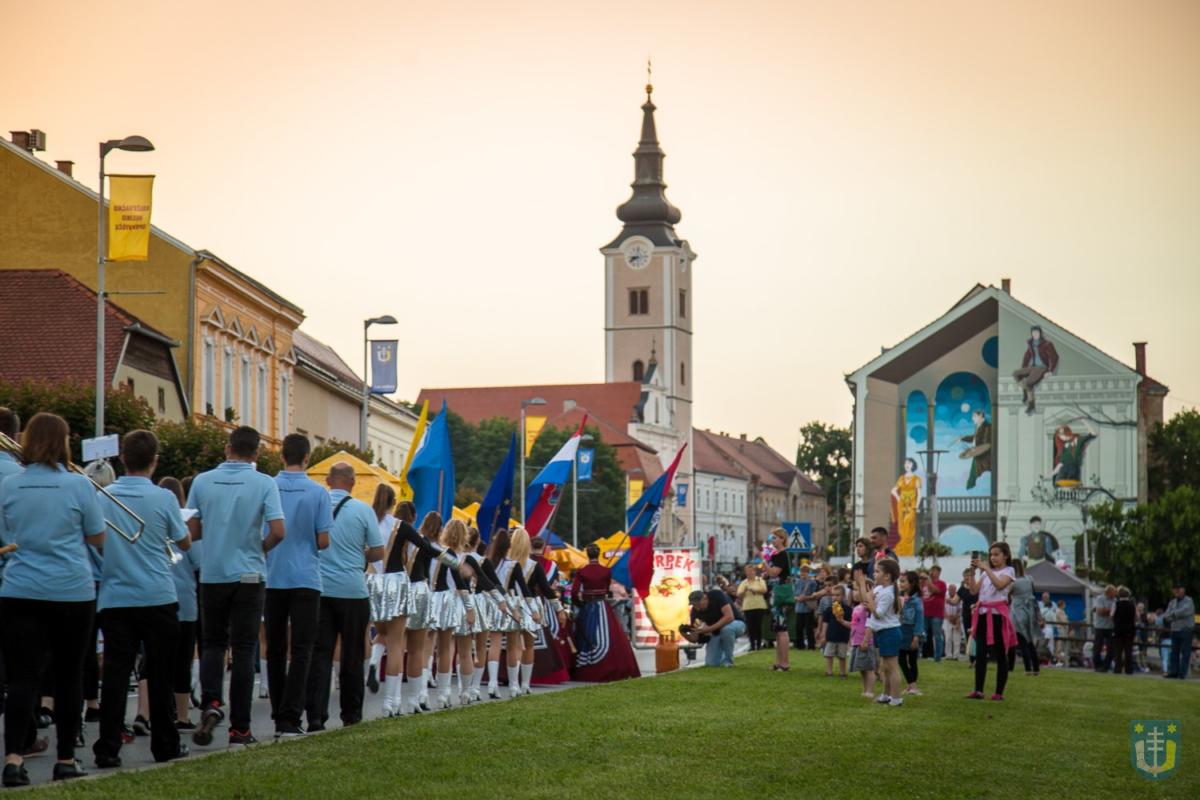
[496,529,540,698]
[428,519,481,708]
[528,537,571,685]
[571,543,641,682]
[367,495,411,715]
[464,527,507,702]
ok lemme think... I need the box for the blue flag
[370,340,398,394]
[476,434,516,545]
[576,447,595,482]
[408,400,455,526]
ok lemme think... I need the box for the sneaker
[888,697,904,706]
[861,692,874,699]
[175,719,197,731]
[132,714,151,736]
[258,681,269,700]
[52,760,88,781]
[274,722,305,739]
[157,744,189,763]
[84,706,102,723]
[192,703,224,746]
[366,665,380,694]
[2,763,30,788]
[965,691,984,700]
[875,694,891,704]
[228,729,258,748]
[990,693,1004,701]
[907,688,924,696]
[36,707,53,729]
[20,736,49,757]
[94,752,122,769]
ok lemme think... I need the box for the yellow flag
[398,399,428,500]
[524,415,546,457]
[107,174,154,261]
[628,478,644,505]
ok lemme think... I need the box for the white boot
[436,672,452,709]
[401,679,421,715]
[418,670,430,710]
[487,660,500,699]
[520,664,533,695]
[460,670,475,705]
[506,664,521,699]
[391,677,406,717]
[380,675,396,717]
[469,666,483,702]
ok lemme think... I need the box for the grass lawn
[36,650,1198,799]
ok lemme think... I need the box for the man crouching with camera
[681,590,746,668]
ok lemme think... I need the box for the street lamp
[518,397,546,522]
[361,315,397,450]
[96,135,154,438]
[572,434,594,548]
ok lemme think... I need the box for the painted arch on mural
[933,371,992,497]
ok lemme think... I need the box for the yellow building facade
[0,134,303,443]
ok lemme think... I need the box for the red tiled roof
[0,269,168,386]
[417,382,644,429]
[293,329,362,390]
[696,429,823,496]
[694,428,748,478]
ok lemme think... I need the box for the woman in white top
[856,558,904,706]
[943,584,963,660]
[966,542,1016,700]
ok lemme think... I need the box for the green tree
[152,418,281,480]
[0,379,156,462]
[309,439,376,468]
[796,420,853,546]
[1148,408,1200,500]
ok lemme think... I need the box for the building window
[157,387,166,414]
[202,338,215,416]
[632,360,644,382]
[240,355,251,424]
[680,361,686,386]
[222,345,234,419]
[257,362,267,431]
[278,373,290,439]
[628,288,649,316]
[679,289,686,318]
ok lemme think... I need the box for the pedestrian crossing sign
[781,521,811,553]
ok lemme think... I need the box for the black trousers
[82,612,100,703]
[898,648,919,684]
[1113,634,1135,675]
[94,604,181,762]
[1008,633,1040,674]
[1,598,94,760]
[199,581,265,732]
[1093,629,1115,671]
[306,596,369,728]
[795,613,816,649]
[974,614,1009,695]
[173,620,197,694]
[744,609,766,651]
[265,588,321,728]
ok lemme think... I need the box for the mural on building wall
[890,457,921,556]
[938,523,989,556]
[1051,421,1098,488]
[1018,515,1061,565]
[934,371,992,497]
[1012,325,1059,415]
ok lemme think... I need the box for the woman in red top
[570,544,640,682]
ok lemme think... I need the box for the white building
[694,429,750,571]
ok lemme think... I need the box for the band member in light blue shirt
[186,426,285,749]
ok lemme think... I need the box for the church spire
[606,73,682,249]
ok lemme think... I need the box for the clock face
[624,241,651,270]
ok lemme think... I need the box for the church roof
[603,84,683,249]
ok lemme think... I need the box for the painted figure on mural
[1051,421,1097,488]
[1013,325,1059,414]
[890,457,921,557]
[1018,515,1061,565]
[958,409,993,490]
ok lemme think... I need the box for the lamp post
[833,476,850,556]
[572,434,594,548]
[518,397,546,522]
[96,135,154,439]
[361,315,397,450]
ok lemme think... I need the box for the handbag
[772,581,796,607]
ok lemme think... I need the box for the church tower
[602,79,695,541]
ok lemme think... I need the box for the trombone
[0,430,145,544]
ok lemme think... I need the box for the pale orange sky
[4,0,1198,456]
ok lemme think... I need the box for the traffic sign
[781,521,812,553]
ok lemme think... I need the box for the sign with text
[632,546,703,647]
[107,174,154,261]
[576,448,594,482]
[82,434,119,463]
[370,339,397,394]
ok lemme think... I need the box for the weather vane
[646,58,653,97]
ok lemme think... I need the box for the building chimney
[739,433,747,441]
[55,160,74,177]
[10,131,30,150]
[1001,278,1012,294]
[1133,342,1147,376]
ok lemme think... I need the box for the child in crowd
[858,559,903,706]
[847,584,876,698]
[898,570,925,696]
[821,576,850,677]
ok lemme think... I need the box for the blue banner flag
[676,483,688,507]
[476,434,516,545]
[370,340,398,394]
[576,448,595,482]
[408,400,455,525]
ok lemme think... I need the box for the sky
[4,0,1198,457]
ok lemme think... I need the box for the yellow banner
[398,399,429,501]
[524,415,546,457]
[628,478,644,505]
[107,174,154,262]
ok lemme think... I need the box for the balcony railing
[917,496,995,516]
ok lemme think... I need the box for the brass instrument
[0,431,146,545]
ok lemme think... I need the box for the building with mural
[846,281,1167,566]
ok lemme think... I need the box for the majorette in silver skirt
[405,580,434,630]
[429,588,467,632]
[521,596,542,634]
[474,590,505,632]
[366,571,411,622]
[497,591,523,633]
